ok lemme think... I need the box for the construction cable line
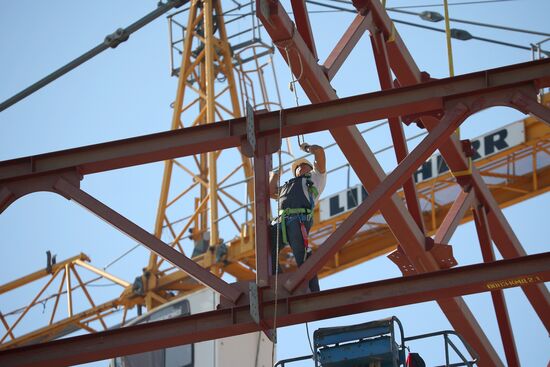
[392,19,547,53]
[327,0,548,38]
[0,0,189,113]
[387,0,516,9]
[385,7,550,37]
[306,0,550,55]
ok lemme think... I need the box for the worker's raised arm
[269,170,280,199]
[301,144,326,173]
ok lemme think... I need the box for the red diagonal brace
[357,0,423,86]
[257,0,329,102]
[434,188,474,244]
[472,168,550,331]
[473,204,520,367]
[53,177,242,304]
[323,13,373,81]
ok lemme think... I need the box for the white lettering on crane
[319,121,525,221]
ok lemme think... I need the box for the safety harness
[278,174,319,247]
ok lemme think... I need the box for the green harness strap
[278,174,319,245]
[278,208,312,245]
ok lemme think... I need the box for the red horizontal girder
[0,59,548,186]
[0,252,547,367]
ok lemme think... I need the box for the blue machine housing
[313,317,406,367]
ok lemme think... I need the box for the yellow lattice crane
[143,0,254,310]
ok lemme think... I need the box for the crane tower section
[144,0,282,310]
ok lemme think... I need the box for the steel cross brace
[290,0,317,59]
[0,171,242,304]
[0,253,548,367]
[434,188,475,245]
[354,0,550,336]
[323,12,373,81]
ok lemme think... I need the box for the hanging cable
[276,40,305,146]
[305,322,315,355]
[103,243,141,270]
[392,18,543,53]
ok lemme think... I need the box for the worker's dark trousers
[270,214,320,292]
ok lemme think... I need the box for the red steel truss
[258,0,549,365]
[1,1,550,366]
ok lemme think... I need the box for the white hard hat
[291,158,313,177]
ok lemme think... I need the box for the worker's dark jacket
[279,175,314,210]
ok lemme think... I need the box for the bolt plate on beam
[387,249,416,276]
[249,282,277,343]
[246,100,256,154]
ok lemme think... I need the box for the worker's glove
[300,143,311,153]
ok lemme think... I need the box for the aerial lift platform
[276,317,477,367]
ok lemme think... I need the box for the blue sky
[1,0,549,366]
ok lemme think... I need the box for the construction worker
[269,143,326,292]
